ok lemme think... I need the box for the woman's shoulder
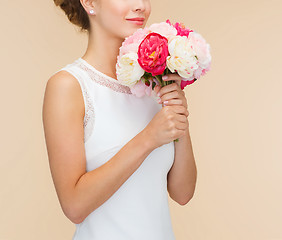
[43,69,85,126]
[43,59,96,143]
[47,69,83,97]
[47,57,85,92]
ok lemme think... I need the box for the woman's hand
[154,73,188,109]
[153,73,190,138]
[143,105,189,148]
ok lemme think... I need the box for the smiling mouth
[126,19,144,25]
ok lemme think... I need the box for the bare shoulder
[44,70,85,113]
[42,70,85,138]
[42,70,86,219]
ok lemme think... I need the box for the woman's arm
[167,128,197,205]
[154,75,197,205]
[42,71,155,224]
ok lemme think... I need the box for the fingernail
[157,92,160,97]
[162,76,168,80]
[164,100,168,104]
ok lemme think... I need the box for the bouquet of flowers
[116,19,212,97]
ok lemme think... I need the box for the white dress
[54,57,176,240]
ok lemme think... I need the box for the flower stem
[155,75,164,87]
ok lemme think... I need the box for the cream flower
[116,52,145,86]
[166,35,198,79]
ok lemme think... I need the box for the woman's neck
[82,28,124,80]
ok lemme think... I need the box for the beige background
[1,0,281,239]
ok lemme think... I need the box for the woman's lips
[126,19,144,25]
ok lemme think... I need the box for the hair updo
[53,0,90,33]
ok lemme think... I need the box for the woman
[42,0,197,239]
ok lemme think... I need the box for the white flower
[166,35,198,79]
[188,31,211,69]
[116,52,145,86]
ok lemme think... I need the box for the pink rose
[166,19,193,38]
[148,21,177,38]
[137,32,169,76]
[119,28,150,56]
[180,79,196,90]
[130,77,159,97]
[130,80,147,97]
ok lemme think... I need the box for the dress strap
[57,64,95,143]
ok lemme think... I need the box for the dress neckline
[75,57,132,94]
[77,57,119,83]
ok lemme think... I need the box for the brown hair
[53,0,90,33]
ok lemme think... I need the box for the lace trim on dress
[76,58,132,95]
[82,87,95,143]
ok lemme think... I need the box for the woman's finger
[158,83,180,97]
[162,73,182,86]
[162,99,183,106]
[168,105,189,117]
[160,91,179,103]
